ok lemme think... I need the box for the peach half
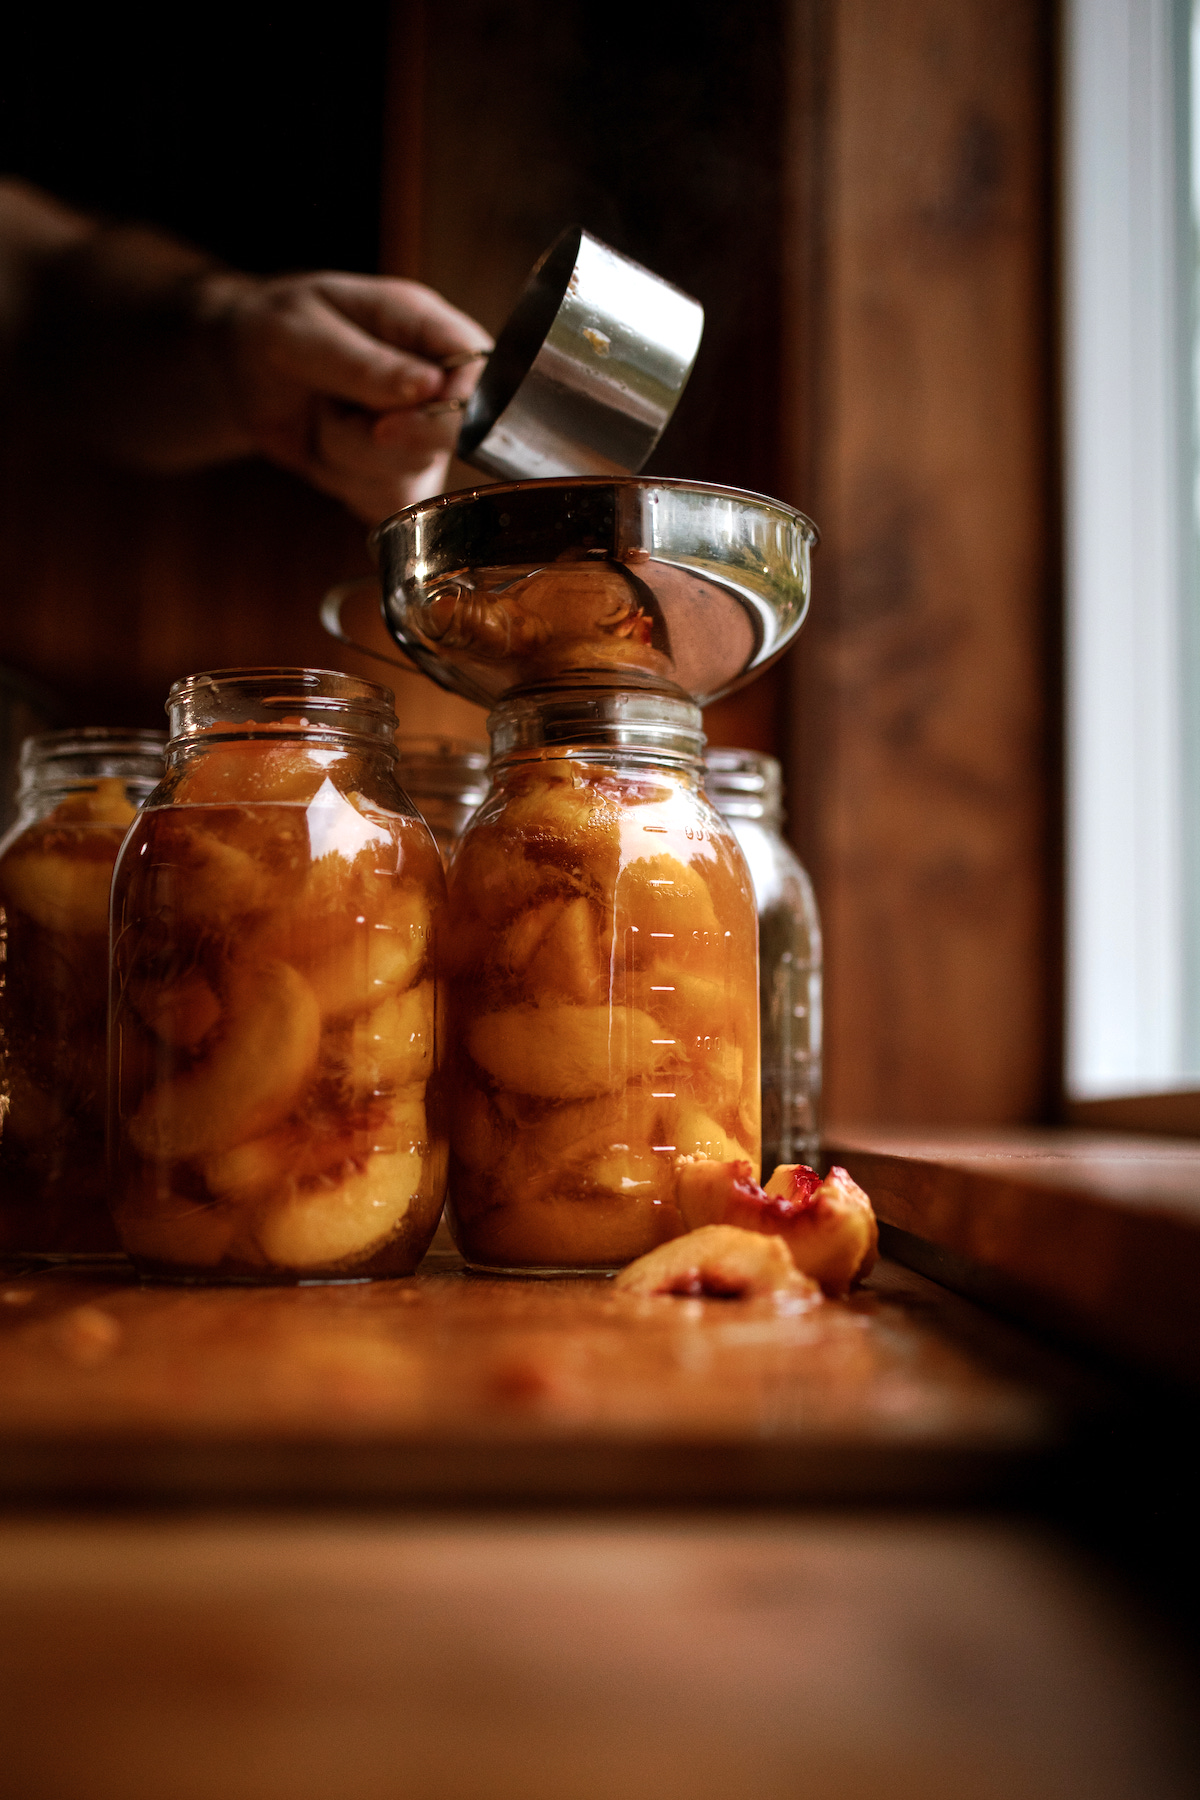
[674,1159,877,1297]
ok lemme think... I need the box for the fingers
[237,274,491,417]
[317,397,461,472]
[374,342,480,438]
[312,274,492,363]
[221,270,493,519]
[242,287,444,412]
[295,397,458,523]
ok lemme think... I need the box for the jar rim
[19,726,167,768]
[394,735,491,801]
[703,746,783,820]
[394,734,490,767]
[12,727,167,815]
[488,685,704,764]
[167,666,395,707]
[166,667,398,749]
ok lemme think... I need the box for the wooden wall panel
[783,0,1058,1126]
[0,447,483,740]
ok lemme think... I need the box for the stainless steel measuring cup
[455,226,705,482]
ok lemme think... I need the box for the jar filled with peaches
[0,728,165,1257]
[446,687,760,1272]
[108,669,448,1281]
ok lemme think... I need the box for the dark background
[1,8,391,274]
[1,1,787,491]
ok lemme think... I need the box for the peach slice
[502,764,620,848]
[499,898,562,974]
[503,1109,672,1210]
[246,865,431,1018]
[524,896,606,1003]
[675,1157,771,1227]
[303,919,428,1019]
[129,973,222,1050]
[618,853,721,959]
[512,1085,660,1167]
[452,1083,511,1173]
[253,1145,424,1269]
[575,1145,671,1201]
[0,850,114,935]
[498,561,643,637]
[204,1088,430,1204]
[675,1158,878,1297]
[497,769,623,895]
[614,1224,820,1299]
[450,834,556,925]
[640,969,728,1039]
[52,777,138,828]
[151,824,281,923]
[128,960,321,1161]
[348,981,435,1092]
[671,1103,756,1172]
[467,1002,664,1100]
[173,739,337,807]
[203,1120,358,1203]
[456,1187,677,1270]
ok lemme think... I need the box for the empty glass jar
[0,727,165,1256]
[446,688,760,1273]
[393,736,489,862]
[108,669,448,1282]
[704,749,821,1175]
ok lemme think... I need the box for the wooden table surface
[0,1249,1076,1505]
[1,1511,1194,1800]
[2,1145,1196,1798]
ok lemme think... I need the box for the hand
[210,271,492,523]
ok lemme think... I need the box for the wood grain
[0,1255,1063,1504]
[830,1127,1200,1383]
[1,1514,1192,1800]
[0,447,487,740]
[783,0,1058,1124]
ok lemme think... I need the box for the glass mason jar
[0,727,166,1257]
[704,749,822,1175]
[108,669,448,1282]
[393,736,489,862]
[445,688,760,1273]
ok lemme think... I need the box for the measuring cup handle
[320,579,421,675]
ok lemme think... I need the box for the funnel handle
[320,579,422,675]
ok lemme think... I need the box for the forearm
[1,178,490,521]
[2,183,255,469]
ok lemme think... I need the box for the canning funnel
[328,477,816,710]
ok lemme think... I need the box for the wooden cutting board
[829,1128,1200,1385]
[0,1251,1086,1504]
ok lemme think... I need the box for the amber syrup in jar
[445,687,760,1273]
[0,728,165,1258]
[108,670,448,1283]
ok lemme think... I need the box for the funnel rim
[370,475,819,556]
